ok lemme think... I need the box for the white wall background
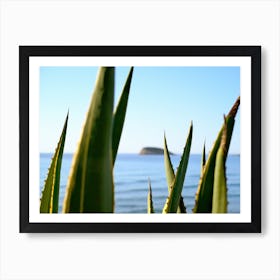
[0,0,279,279]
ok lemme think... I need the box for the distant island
[139,147,174,155]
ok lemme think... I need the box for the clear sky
[40,66,240,154]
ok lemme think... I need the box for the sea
[40,154,240,213]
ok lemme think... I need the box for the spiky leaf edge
[193,96,240,213]
[40,112,68,213]
[163,122,193,213]
[163,133,186,213]
[212,116,228,213]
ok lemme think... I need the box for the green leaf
[212,116,228,213]
[163,133,175,193]
[112,67,134,164]
[147,178,154,214]
[201,141,206,174]
[193,96,240,213]
[63,67,115,213]
[163,133,186,213]
[178,197,187,213]
[163,122,192,213]
[40,113,68,213]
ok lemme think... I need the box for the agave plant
[193,96,240,213]
[147,96,240,214]
[40,66,239,215]
[40,67,134,213]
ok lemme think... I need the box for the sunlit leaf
[40,113,68,213]
[63,68,115,213]
[163,122,192,213]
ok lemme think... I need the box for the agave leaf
[178,197,187,213]
[40,113,68,213]
[63,67,115,213]
[112,67,134,164]
[163,133,186,213]
[163,122,192,213]
[163,133,175,193]
[147,178,154,214]
[212,116,228,213]
[201,141,206,174]
[193,96,240,213]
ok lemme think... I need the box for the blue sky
[40,66,240,154]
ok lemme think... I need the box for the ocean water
[40,154,240,213]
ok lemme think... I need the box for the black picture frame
[19,46,261,233]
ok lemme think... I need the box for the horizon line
[40,152,240,156]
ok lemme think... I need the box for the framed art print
[19,46,261,233]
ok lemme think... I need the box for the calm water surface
[40,154,240,213]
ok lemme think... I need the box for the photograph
[39,66,240,215]
[19,46,260,232]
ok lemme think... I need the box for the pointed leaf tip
[163,122,192,213]
[229,96,240,118]
[193,97,240,213]
[147,178,154,214]
[112,67,134,164]
[163,132,175,194]
[40,113,68,213]
[63,67,115,213]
